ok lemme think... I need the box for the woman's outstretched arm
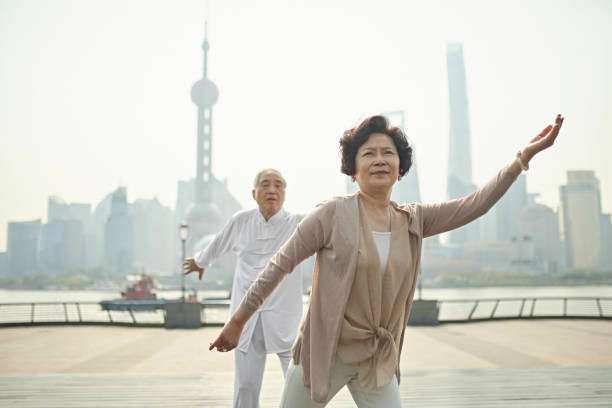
[422,114,564,238]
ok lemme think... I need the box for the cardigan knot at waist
[337,324,399,390]
[370,326,398,389]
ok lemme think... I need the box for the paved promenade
[1,319,611,406]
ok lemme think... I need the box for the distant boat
[100,274,166,311]
[121,274,157,299]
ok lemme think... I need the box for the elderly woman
[210,114,564,407]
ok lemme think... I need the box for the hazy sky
[1,0,611,251]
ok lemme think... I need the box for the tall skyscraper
[560,170,602,269]
[446,43,477,244]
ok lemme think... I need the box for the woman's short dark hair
[339,115,413,179]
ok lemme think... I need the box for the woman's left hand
[521,114,564,163]
[209,319,243,352]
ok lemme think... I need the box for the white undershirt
[371,231,391,275]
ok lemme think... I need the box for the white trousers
[280,357,401,408]
[233,315,292,408]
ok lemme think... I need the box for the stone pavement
[1,319,611,406]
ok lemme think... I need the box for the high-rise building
[39,219,85,273]
[132,198,174,276]
[104,187,133,277]
[601,213,612,269]
[40,196,92,272]
[6,219,41,275]
[446,43,477,244]
[0,251,7,275]
[517,203,563,273]
[560,170,602,269]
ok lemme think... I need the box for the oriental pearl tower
[184,21,222,246]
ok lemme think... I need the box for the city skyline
[1,0,611,251]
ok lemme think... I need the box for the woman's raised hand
[522,114,564,162]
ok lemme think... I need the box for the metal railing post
[31,303,35,323]
[530,299,536,317]
[63,303,69,322]
[596,298,603,317]
[518,299,526,317]
[468,300,479,320]
[490,300,500,319]
[128,308,136,325]
[76,303,82,322]
[563,298,567,317]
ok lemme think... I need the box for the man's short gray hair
[253,168,287,189]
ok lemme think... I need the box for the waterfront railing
[0,296,610,327]
[437,296,612,322]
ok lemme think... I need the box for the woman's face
[354,132,400,194]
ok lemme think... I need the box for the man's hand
[183,258,204,280]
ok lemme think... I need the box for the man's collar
[257,207,287,225]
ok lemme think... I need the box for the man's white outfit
[194,208,304,408]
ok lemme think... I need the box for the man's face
[252,173,286,217]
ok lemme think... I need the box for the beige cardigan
[238,165,519,403]
[336,201,413,390]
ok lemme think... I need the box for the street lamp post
[179,223,189,302]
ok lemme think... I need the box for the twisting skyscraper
[446,43,477,244]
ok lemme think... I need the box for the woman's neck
[358,187,391,210]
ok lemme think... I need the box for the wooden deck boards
[1,319,611,406]
[1,366,611,407]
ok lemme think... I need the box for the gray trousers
[233,315,292,408]
[280,357,401,408]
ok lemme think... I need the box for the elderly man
[183,168,304,408]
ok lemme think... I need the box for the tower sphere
[184,202,222,226]
[191,78,219,107]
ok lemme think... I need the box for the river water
[1,286,611,303]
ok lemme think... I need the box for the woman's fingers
[528,115,564,148]
[529,124,553,143]
[209,335,235,352]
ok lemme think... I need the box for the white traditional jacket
[195,208,304,353]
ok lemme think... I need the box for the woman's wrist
[229,310,248,329]
[520,147,534,164]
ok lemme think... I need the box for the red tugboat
[121,274,157,299]
[100,274,166,311]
